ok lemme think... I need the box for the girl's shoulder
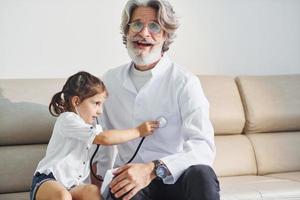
[57,112,80,123]
[55,112,87,132]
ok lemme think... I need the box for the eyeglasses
[128,21,161,34]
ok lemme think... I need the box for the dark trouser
[109,164,220,200]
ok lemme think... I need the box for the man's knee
[184,165,218,182]
[180,165,220,200]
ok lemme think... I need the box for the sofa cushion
[198,76,245,135]
[0,79,65,145]
[220,175,300,200]
[214,135,257,177]
[0,192,29,200]
[247,132,300,175]
[266,171,300,182]
[0,144,47,193]
[236,75,300,133]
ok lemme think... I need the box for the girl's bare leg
[35,180,71,200]
[91,163,103,191]
[70,184,101,200]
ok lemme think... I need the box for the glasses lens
[130,21,143,33]
[148,22,161,33]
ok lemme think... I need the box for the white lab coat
[97,55,215,184]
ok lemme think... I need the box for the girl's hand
[137,121,159,137]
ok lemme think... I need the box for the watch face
[156,166,167,178]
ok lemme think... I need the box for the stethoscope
[90,116,167,181]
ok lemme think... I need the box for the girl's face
[75,91,107,124]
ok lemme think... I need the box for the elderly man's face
[127,6,166,67]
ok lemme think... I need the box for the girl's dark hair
[49,71,106,117]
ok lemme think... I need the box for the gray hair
[121,0,179,52]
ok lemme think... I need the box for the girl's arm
[93,121,158,145]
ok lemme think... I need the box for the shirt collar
[130,65,152,77]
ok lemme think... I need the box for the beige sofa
[0,75,300,200]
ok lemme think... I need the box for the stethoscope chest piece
[157,116,167,128]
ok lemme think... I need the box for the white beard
[127,41,163,66]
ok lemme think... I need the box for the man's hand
[110,162,155,200]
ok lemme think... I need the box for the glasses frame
[128,21,162,34]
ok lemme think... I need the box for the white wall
[1,0,300,79]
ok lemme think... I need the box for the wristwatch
[152,160,169,179]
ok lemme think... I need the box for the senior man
[96,0,220,199]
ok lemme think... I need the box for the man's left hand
[110,162,155,200]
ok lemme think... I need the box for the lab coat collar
[150,54,172,77]
[122,64,137,94]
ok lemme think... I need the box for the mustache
[128,36,159,45]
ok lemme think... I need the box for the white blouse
[35,112,102,189]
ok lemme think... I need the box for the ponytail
[49,91,66,117]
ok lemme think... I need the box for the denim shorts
[30,172,56,200]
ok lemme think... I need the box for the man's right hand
[110,162,156,200]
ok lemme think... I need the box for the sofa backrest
[236,75,300,175]
[199,76,257,177]
[0,79,64,194]
[236,75,300,133]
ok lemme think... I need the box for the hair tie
[60,91,65,101]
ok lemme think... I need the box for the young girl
[30,71,158,200]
